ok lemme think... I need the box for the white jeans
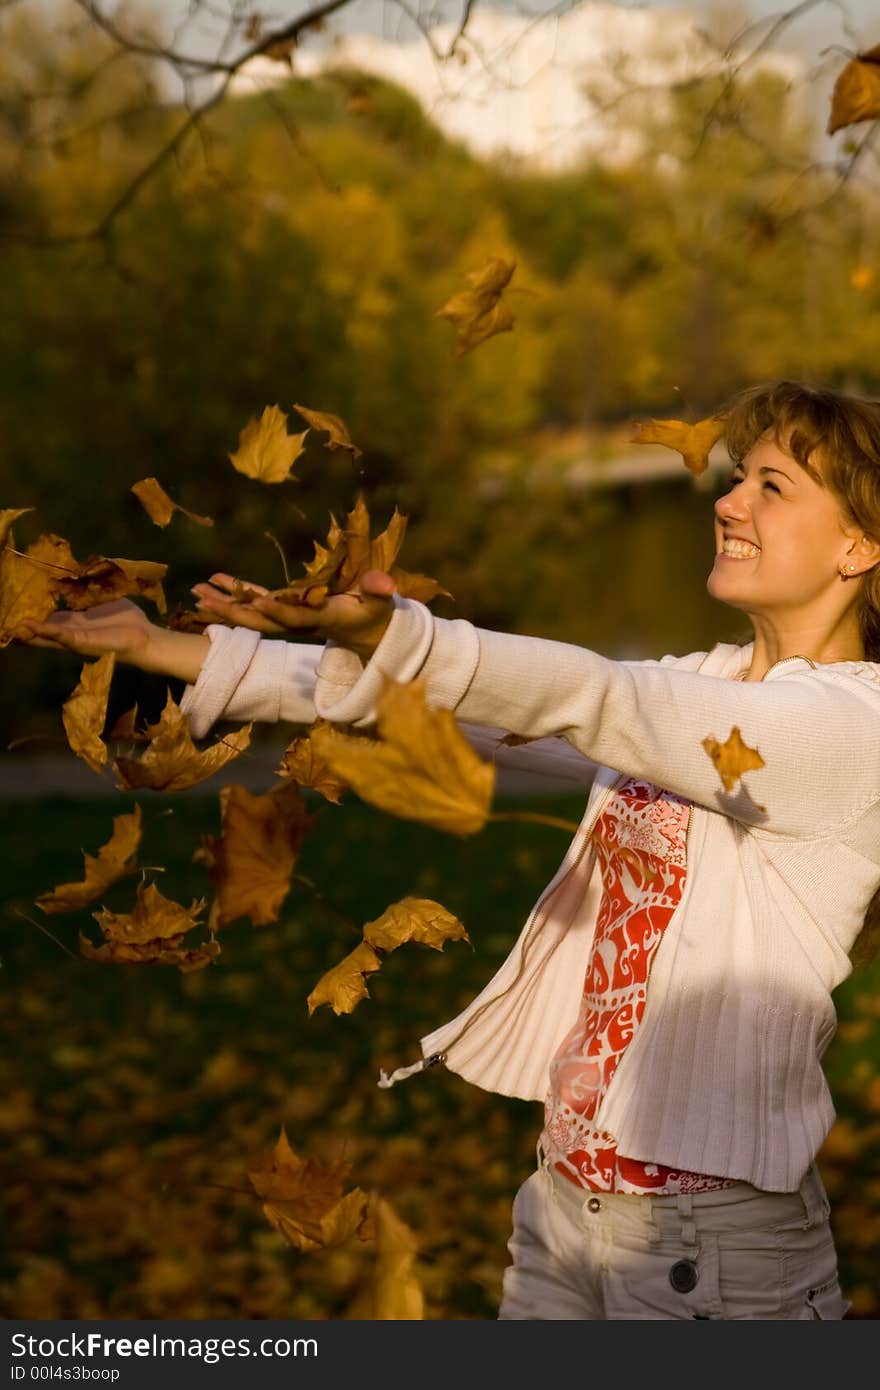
[498,1159,851,1320]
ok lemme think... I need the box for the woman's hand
[17,599,156,666]
[191,569,397,661]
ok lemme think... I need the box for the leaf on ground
[131,478,214,529]
[194,781,313,929]
[228,405,308,484]
[248,1130,371,1253]
[436,257,517,357]
[701,725,766,805]
[629,414,728,476]
[0,532,77,645]
[36,806,142,914]
[277,720,349,803]
[828,43,880,135]
[114,692,252,792]
[344,1195,425,1319]
[292,404,362,460]
[309,676,495,836]
[362,897,469,953]
[61,654,116,773]
[307,940,383,1016]
[80,881,216,972]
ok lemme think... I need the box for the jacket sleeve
[312,595,880,839]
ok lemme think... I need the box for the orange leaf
[131,477,214,529]
[0,531,76,645]
[113,692,252,792]
[362,896,469,953]
[80,881,216,972]
[61,653,116,773]
[248,1130,371,1252]
[196,781,313,929]
[36,806,142,914]
[629,414,727,476]
[58,554,167,614]
[828,43,880,135]
[228,405,308,484]
[344,1195,424,1319]
[277,720,349,803]
[701,725,766,801]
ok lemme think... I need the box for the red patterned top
[540,776,737,1194]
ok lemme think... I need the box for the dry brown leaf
[307,940,383,1016]
[37,806,142,914]
[277,720,349,803]
[166,606,219,633]
[108,706,149,742]
[113,692,253,792]
[701,725,766,805]
[0,532,76,645]
[248,1130,371,1253]
[131,478,214,529]
[195,781,313,929]
[362,896,469,953]
[80,881,216,972]
[629,414,728,476]
[0,508,34,547]
[58,554,168,614]
[389,566,454,605]
[344,1195,424,1320]
[309,676,495,836]
[292,404,362,460]
[828,43,880,135]
[228,405,308,484]
[436,257,517,357]
[61,654,116,773]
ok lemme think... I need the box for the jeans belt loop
[676,1190,697,1248]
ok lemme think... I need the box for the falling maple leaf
[61,654,116,773]
[701,724,766,806]
[307,940,383,1016]
[0,531,77,645]
[108,706,149,742]
[228,405,308,484]
[436,257,517,357]
[309,676,495,836]
[80,881,217,972]
[277,720,349,803]
[629,414,728,476]
[194,781,313,929]
[114,692,253,792]
[131,478,214,529]
[292,404,362,460]
[36,806,142,914]
[828,43,880,135]
[344,1195,424,1319]
[248,1130,371,1253]
[362,897,469,953]
[58,554,167,614]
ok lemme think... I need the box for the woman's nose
[714,488,748,524]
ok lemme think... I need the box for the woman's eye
[726,476,779,494]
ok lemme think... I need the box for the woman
[21,380,880,1319]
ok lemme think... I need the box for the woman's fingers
[359,569,397,597]
[208,572,270,597]
[191,582,286,634]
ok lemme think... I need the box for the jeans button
[586,1197,601,1213]
[669,1258,699,1293]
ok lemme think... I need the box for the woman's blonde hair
[721,379,880,969]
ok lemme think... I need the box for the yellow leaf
[309,676,495,836]
[114,691,252,792]
[701,725,766,801]
[59,554,167,614]
[131,478,214,529]
[292,404,362,460]
[248,1130,371,1253]
[629,414,727,476]
[362,896,469,953]
[79,881,216,972]
[37,806,142,914]
[0,532,76,645]
[61,653,116,773]
[277,720,349,803]
[228,405,308,484]
[828,43,880,135]
[436,258,517,358]
[344,1195,424,1319]
[307,940,382,1016]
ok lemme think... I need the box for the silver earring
[840,563,857,580]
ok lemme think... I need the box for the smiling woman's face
[707,434,856,616]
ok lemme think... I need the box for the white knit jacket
[181,597,880,1191]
